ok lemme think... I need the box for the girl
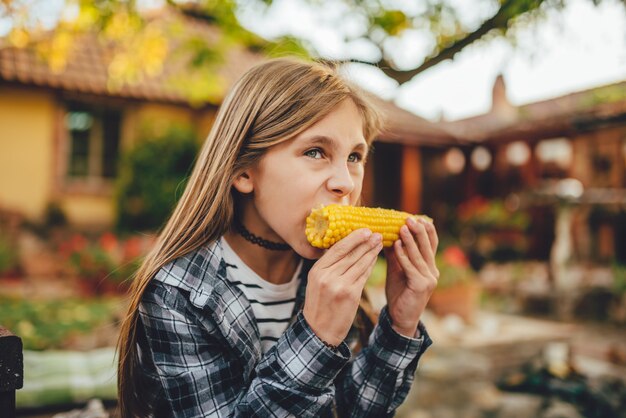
[117,58,439,418]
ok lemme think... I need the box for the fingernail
[362,229,372,239]
[407,217,417,227]
[372,233,382,244]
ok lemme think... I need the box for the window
[536,137,572,179]
[505,141,531,166]
[470,146,492,171]
[536,138,572,168]
[443,147,466,174]
[65,103,121,180]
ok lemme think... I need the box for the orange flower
[99,232,118,252]
[442,246,469,268]
[123,236,142,260]
[68,234,88,252]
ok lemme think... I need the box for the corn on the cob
[305,204,433,249]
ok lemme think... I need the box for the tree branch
[358,0,545,85]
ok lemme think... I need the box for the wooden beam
[401,145,422,214]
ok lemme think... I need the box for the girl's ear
[232,171,254,194]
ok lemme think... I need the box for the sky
[2,0,624,122]
[395,0,626,121]
[239,0,626,121]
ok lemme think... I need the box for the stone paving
[395,310,626,418]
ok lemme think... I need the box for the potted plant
[59,231,152,296]
[428,245,481,323]
[456,196,531,264]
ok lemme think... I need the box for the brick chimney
[491,74,517,121]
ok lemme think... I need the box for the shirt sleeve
[333,305,433,417]
[138,281,352,417]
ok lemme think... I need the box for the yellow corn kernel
[305,204,433,249]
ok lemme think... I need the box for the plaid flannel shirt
[136,239,432,417]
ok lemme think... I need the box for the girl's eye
[304,148,323,159]
[348,152,363,163]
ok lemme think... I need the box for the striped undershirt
[220,237,302,353]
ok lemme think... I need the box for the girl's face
[237,99,369,259]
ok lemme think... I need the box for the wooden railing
[0,326,23,418]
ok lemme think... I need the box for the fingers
[423,220,439,254]
[402,218,439,278]
[399,224,431,276]
[336,233,382,278]
[409,219,437,267]
[393,239,419,278]
[348,242,381,285]
[319,229,382,277]
[317,228,371,268]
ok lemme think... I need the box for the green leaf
[372,9,410,36]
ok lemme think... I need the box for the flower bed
[57,232,152,295]
[0,296,123,350]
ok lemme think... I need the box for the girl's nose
[326,163,355,197]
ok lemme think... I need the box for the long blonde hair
[116,57,383,417]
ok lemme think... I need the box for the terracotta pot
[428,281,481,323]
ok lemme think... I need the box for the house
[0,11,458,230]
[442,76,626,262]
[365,95,462,215]
[0,32,256,227]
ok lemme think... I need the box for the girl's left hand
[383,217,439,337]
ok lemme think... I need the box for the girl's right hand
[303,228,383,346]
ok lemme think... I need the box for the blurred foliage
[0,296,121,350]
[115,125,200,232]
[457,196,530,231]
[64,233,117,281]
[436,245,476,288]
[454,196,531,265]
[368,256,387,287]
[1,0,620,96]
[43,201,68,228]
[613,262,626,295]
[584,83,626,107]
[0,0,308,104]
[367,246,477,289]
[0,232,18,275]
[58,231,147,293]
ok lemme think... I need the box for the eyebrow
[304,135,369,154]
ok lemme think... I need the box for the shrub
[58,232,151,294]
[613,262,626,295]
[0,232,18,276]
[64,233,117,282]
[44,201,68,228]
[0,296,121,350]
[456,196,531,263]
[436,245,476,288]
[457,196,530,231]
[115,125,200,232]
